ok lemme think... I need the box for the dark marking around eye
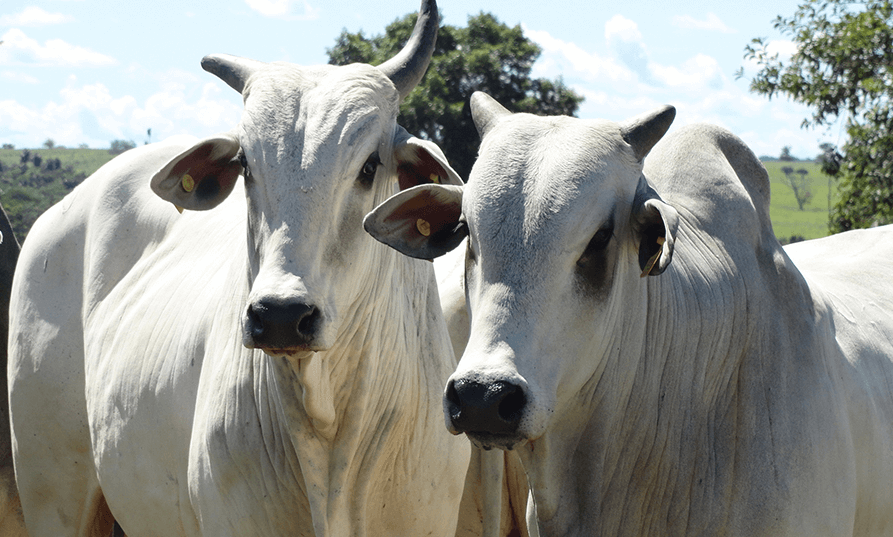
[576,222,616,298]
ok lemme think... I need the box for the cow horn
[620,105,676,161]
[201,53,267,94]
[470,92,511,139]
[377,0,439,101]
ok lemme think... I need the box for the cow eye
[358,152,380,187]
[237,150,251,181]
[578,225,613,264]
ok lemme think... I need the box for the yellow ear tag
[429,173,440,184]
[416,218,432,237]
[639,236,666,278]
[181,173,195,193]
[174,205,184,214]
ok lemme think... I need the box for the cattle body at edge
[366,91,893,536]
[6,1,474,535]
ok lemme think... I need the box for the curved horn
[201,53,267,94]
[620,105,676,161]
[470,92,511,139]
[377,0,439,101]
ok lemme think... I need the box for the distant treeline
[0,147,118,240]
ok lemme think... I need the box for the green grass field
[0,147,115,177]
[762,160,837,243]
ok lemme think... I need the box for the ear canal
[470,92,511,139]
[620,105,676,161]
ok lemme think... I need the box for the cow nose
[245,299,320,350]
[445,379,526,435]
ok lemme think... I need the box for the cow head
[365,92,677,449]
[149,0,461,356]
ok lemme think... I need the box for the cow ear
[620,105,676,162]
[631,180,679,277]
[364,184,467,260]
[150,133,242,211]
[392,126,464,190]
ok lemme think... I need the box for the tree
[780,165,814,210]
[327,11,583,180]
[744,0,893,232]
[42,139,56,150]
[779,146,795,161]
[109,139,136,155]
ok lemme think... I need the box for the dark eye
[578,225,613,264]
[358,152,380,187]
[237,151,251,181]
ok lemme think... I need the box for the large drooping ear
[392,125,464,190]
[620,105,676,161]
[364,183,466,260]
[631,179,679,277]
[150,133,242,211]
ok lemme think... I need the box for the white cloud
[0,72,242,148]
[0,29,116,67]
[1,70,39,84]
[604,15,649,79]
[604,14,643,43]
[244,0,320,20]
[650,54,725,91]
[524,25,633,84]
[765,40,798,59]
[672,13,735,34]
[0,7,74,27]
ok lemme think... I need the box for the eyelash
[578,226,613,265]
[358,152,381,187]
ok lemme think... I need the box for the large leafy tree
[744,0,893,232]
[328,11,583,180]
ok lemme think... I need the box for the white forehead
[238,63,399,162]
[466,114,640,248]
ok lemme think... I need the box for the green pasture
[761,160,836,243]
[0,147,115,177]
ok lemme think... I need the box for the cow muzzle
[444,378,528,450]
[243,297,325,353]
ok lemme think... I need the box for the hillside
[0,147,117,241]
[0,147,836,244]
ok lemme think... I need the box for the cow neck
[521,222,755,535]
[266,245,445,536]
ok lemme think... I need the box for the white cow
[7,1,472,535]
[365,91,893,536]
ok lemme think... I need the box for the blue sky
[0,0,841,160]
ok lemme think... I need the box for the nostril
[445,380,462,420]
[497,383,526,423]
[247,304,265,337]
[296,305,319,338]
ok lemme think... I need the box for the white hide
[7,59,470,536]
[366,101,893,536]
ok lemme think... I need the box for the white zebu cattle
[365,91,893,536]
[7,1,473,535]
